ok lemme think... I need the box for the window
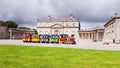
[45,31,48,34]
[1,33,3,36]
[72,31,75,33]
[66,24,69,26]
[73,24,75,26]
[54,30,59,34]
[65,31,68,34]
[39,31,42,34]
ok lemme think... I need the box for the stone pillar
[10,30,12,40]
[84,33,86,39]
[90,33,91,39]
[96,32,99,41]
[82,33,83,39]
[88,33,90,39]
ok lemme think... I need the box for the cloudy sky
[0,0,120,28]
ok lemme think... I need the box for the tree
[0,21,6,26]
[18,27,31,29]
[0,21,18,28]
[5,21,18,28]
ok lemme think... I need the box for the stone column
[96,32,99,41]
[88,33,90,39]
[90,33,91,39]
[10,30,12,40]
[82,33,83,39]
[80,33,82,39]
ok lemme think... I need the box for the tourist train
[23,33,76,44]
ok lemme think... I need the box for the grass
[0,45,120,68]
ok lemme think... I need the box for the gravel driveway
[0,39,120,50]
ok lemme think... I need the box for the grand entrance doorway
[50,24,63,35]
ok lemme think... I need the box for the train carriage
[59,34,67,44]
[40,34,50,43]
[70,34,76,44]
[50,34,59,43]
[23,33,32,42]
[32,34,40,43]
[23,33,28,42]
[23,33,76,44]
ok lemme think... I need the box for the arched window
[66,24,69,26]
[54,30,59,34]
[45,31,48,34]
[65,31,68,34]
[73,23,75,26]
[39,31,42,34]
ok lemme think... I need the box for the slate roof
[41,16,77,22]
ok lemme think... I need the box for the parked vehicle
[32,34,40,43]
[50,34,59,43]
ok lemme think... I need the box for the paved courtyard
[0,39,120,50]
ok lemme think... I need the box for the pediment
[50,24,63,28]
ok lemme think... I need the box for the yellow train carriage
[32,34,40,43]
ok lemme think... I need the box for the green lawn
[0,45,120,68]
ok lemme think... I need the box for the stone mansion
[37,15,120,43]
[36,15,104,43]
[1,15,120,44]
[37,15,80,43]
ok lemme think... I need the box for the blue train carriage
[40,34,50,43]
[44,34,50,43]
[50,34,59,43]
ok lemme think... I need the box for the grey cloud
[0,0,120,28]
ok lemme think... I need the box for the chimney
[70,14,74,19]
[48,15,52,19]
[115,13,117,16]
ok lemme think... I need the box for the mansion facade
[36,15,105,43]
[37,15,80,43]
[103,16,120,43]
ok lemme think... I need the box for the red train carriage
[60,34,68,44]
[27,33,32,42]
[70,35,76,44]
[23,33,28,42]
[65,35,72,44]
[23,33,32,43]
[60,35,65,44]
[60,34,76,44]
